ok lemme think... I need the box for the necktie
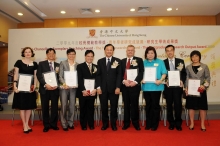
[88,64,92,74]
[169,59,175,71]
[123,58,131,80]
[106,58,111,71]
[49,62,53,71]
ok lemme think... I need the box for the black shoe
[89,126,95,130]
[169,125,175,130]
[151,127,157,131]
[145,127,151,130]
[122,125,130,130]
[23,130,29,134]
[201,128,206,132]
[82,127,87,130]
[189,127,194,130]
[101,125,109,130]
[112,126,117,131]
[51,126,59,130]
[68,125,74,129]
[43,127,50,132]
[176,126,182,131]
[134,126,141,131]
[63,127,68,131]
[28,128,32,132]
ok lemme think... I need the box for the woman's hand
[155,80,162,85]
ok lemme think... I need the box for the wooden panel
[44,19,77,28]
[77,18,111,27]
[111,17,146,26]
[0,47,8,86]
[182,16,216,25]
[216,13,220,25]
[17,23,44,28]
[146,16,181,26]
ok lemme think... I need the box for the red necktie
[123,58,130,80]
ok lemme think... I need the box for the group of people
[12,44,210,134]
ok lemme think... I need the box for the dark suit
[96,57,122,127]
[163,58,186,127]
[121,56,144,127]
[36,60,59,128]
[77,62,97,128]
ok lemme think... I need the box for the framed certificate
[143,67,157,83]
[17,74,33,92]
[127,69,137,81]
[64,71,78,87]
[43,71,58,87]
[84,79,95,93]
[168,70,180,86]
[188,79,200,96]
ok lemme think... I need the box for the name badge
[154,63,158,66]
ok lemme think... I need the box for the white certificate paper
[127,69,137,81]
[84,79,95,92]
[64,71,78,87]
[143,67,156,83]
[43,71,58,87]
[168,71,180,86]
[188,79,200,96]
[18,74,33,92]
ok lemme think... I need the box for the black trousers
[143,91,161,129]
[99,91,119,127]
[40,90,59,128]
[121,85,140,126]
[79,97,95,128]
[164,87,183,127]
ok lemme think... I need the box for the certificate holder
[64,71,78,87]
[143,67,157,83]
[43,71,58,87]
[168,70,180,86]
[126,69,137,81]
[188,79,201,96]
[84,79,95,94]
[17,74,33,92]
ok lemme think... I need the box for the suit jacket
[77,62,98,98]
[96,57,122,93]
[164,58,187,86]
[185,63,211,88]
[121,56,144,89]
[37,60,60,94]
[59,60,78,85]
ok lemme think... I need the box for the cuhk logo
[89,29,96,37]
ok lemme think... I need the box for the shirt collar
[106,56,112,61]
[127,57,133,60]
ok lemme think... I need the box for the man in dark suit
[96,44,122,131]
[77,50,97,130]
[163,44,186,131]
[37,48,60,132]
[121,45,144,131]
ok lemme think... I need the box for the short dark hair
[21,47,35,57]
[104,44,115,51]
[165,44,175,51]
[46,48,56,54]
[145,46,157,59]
[190,50,201,62]
[85,50,94,56]
[67,48,76,55]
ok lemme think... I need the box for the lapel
[196,63,205,78]
[84,62,92,76]
[164,58,170,70]
[65,60,70,71]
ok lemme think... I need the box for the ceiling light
[95,9,100,13]
[137,7,151,13]
[176,8,178,10]
[167,8,172,11]
[18,13,23,16]
[130,8,135,12]
[61,11,66,14]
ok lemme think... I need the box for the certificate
[17,74,33,92]
[84,79,95,92]
[143,67,156,83]
[43,71,58,87]
[127,69,137,81]
[188,79,200,96]
[168,71,180,86]
[64,71,78,87]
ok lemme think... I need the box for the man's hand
[129,81,137,87]
[123,80,130,87]
[82,90,89,96]
[97,89,102,95]
[115,88,120,94]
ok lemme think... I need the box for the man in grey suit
[59,48,78,131]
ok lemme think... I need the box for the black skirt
[186,90,208,110]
